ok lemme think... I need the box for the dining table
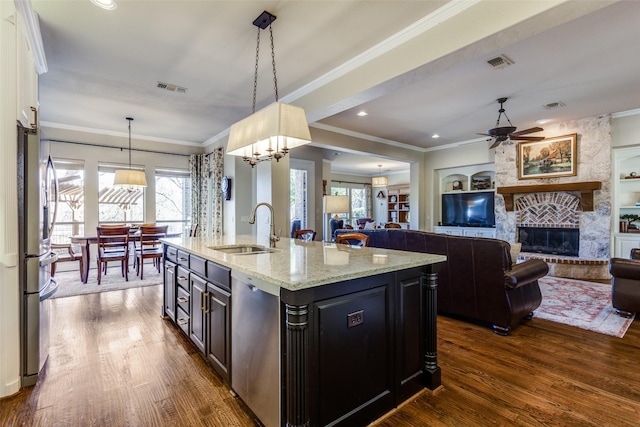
[71,231,181,284]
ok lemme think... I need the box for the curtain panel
[364,183,373,218]
[189,147,223,237]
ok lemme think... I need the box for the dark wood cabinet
[164,244,231,381]
[206,283,230,378]
[163,260,176,321]
[189,273,206,353]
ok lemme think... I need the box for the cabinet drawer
[176,285,190,315]
[207,261,231,291]
[176,266,190,292]
[190,254,206,278]
[176,250,190,267]
[165,245,178,263]
[176,307,190,336]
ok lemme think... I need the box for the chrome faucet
[249,202,280,248]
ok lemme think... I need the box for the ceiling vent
[543,101,566,109]
[157,81,188,94]
[487,54,514,69]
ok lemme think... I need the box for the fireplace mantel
[496,181,602,211]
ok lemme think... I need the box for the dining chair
[385,222,402,229]
[135,225,168,279]
[50,242,82,279]
[293,229,316,241]
[96,226,130,285]
[335,232,370,247]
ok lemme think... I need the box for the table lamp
[323,195,349,241]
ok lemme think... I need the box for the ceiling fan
[478,97,545,149]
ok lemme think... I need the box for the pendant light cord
[252,23,279,115]
[127,117,133,170]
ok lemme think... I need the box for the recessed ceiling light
[90,0,117,10]
[432,134,440,139]
[357,111,368,117]
[536,119,549,124]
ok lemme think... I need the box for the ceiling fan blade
[510,135,545,141]
[476,133,492,137]
[489,139,502,149]
[510,127,543,136]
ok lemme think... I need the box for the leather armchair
[610,248,640,317]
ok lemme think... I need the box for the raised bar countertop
[162,235,446,292]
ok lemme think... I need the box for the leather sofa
[610,248,640,318]
[335,228,549,334]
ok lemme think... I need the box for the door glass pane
[52,159,85,243]
[155,169,191,234]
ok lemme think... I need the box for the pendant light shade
[227,102,311,160]
[113,117,147,188]
[226,11,311,167]
[372,165,388,187]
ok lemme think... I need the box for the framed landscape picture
[518,133,577,180]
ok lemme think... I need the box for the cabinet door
[206,283,231,379]
[190,274,207,353]
[615,235,640,258]
[16,11,38,129]
[163,260,176,321]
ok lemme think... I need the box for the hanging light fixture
[226,11,311,167]
[372,164,388,187]
[113,117,147,188]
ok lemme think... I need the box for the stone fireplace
[495,182,610,280]
[515,192,581,257]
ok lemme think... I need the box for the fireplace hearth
[518,227,579,257]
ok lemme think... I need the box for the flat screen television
[441,191,495,227]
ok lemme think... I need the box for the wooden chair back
[385,222,402,229]
[96,226,130,256]
[96,226,130,284]
[294,229,316,241]
[189,223,199,237]
[335,232,370,247]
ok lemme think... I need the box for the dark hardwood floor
[1,284,639,426]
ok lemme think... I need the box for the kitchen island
[161,235,446,427]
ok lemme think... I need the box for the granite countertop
[162,235,446,292]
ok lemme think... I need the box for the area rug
[51,264,163,298]
[536,276,635,338]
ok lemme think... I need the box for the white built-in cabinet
[434,164,496,237]
[16,10,38,129]
[612,146,640,257]
[433,226,496,239]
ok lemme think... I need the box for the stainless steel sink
[209,244,277,255]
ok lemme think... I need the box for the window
[290,168,308,233]
[330,183,371,227]
[52,159,85,244]
[98,163,144,224]
[155,168,191,234]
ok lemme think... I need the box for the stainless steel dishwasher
[231,271,280,427]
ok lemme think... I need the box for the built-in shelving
[387,185,410,226]
[613,146,640,257]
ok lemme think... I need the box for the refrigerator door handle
[39,252,58,267]
[45,156,59,239]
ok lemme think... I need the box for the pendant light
[226,11,311,168]
[113,117,147,188]
[372,164,388,187]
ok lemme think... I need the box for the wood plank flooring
[1,284,639,426]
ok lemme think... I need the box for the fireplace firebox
[517,227,579,257]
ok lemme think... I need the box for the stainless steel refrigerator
[17,123,59,387]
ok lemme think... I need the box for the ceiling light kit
[372,164,388,187]
[226,11,311,168]
[477,97,545,149]
[113,117,147,189]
